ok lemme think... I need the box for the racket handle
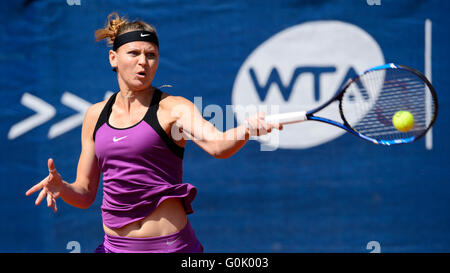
[265,111,307,125]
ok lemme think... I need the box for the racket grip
[265,111,307,125]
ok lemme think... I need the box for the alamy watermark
[169,97,282,151]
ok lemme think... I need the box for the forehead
[119,41,158,51]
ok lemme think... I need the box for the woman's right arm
[60,102,102,209]
[26,103,103,211]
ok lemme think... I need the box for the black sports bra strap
[149,88,162,109]
[93,92,118,141]
[144,88,185,159]
[144,88,161,121]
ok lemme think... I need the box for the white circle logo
[232,20,385,149]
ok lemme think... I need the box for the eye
[146,52,157,59]
[128,51,139,56]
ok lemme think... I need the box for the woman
[25,12,281,253]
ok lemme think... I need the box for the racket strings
[341,68,436,141]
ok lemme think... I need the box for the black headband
[112,30,159,51]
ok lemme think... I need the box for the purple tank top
[93,89,197,229]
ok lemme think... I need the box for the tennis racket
[264,63,438,145]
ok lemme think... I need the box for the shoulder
[85,99,108,122]
[159,92,197,115]
[82,98,109,136]
[160,92,193,106]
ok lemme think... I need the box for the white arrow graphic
[104,90,114,100]
[48,92,91,139]
[8,93,56,140]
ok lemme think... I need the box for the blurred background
[1,0,449,253]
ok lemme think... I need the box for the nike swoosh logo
[166,237,179,246]
[140,33,150,37]
[113,136,128,142]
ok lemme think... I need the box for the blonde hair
[95,12,157,47]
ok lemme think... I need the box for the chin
[129,79,152,91]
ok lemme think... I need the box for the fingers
[246,112,283,136]
[270,122,283,131]
[35,187,47,206]
[25,158,57,196]
[259,112,283,131]
[28,182,58,213]
[25,178,46,196]
[47,193,58,213]
[30,185,57,212]
[48,158,57,174]
[247,117,268,136]
[52,198,58,213]
[52,199,58,213]
[25,158,59,213]
[260,113,283,133]
[47,192,51,207]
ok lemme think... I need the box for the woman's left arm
[170,96,282,158]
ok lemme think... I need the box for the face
[109,41,159,91]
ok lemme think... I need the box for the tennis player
[25,12,282,253]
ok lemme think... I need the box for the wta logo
[232,21,384,150]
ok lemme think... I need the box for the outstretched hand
[25,158,63,213]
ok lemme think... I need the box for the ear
[109,50,118,71]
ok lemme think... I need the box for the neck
[116,69,154,96]
[117,72,154,101]
[117,86,154,113]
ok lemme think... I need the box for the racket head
[338,63,438,145]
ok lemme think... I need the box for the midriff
[103,198,188,238]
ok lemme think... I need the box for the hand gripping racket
[264,63,438,145]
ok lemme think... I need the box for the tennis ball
[392,111,414,132]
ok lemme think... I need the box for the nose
[138,53,147,66]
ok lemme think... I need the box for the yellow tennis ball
[392,111,414,132]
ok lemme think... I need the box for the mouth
[136,71,147,78]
